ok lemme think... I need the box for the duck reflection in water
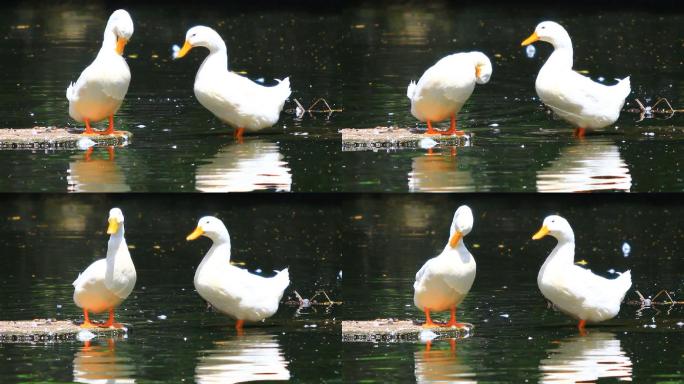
[73,338,135,384]
[540,332,632,383]
[68,146,130,192]
[408,147,476,192]
[536,139,631,192]
[195,332,290,384]
[195,139,291,192]
[415,338,476,384]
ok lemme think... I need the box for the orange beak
[116,37,128,55]
[532,225,549,240]
[186,226,204,241]
[521,32,539,46]
[475,65,482,79]
[107,218,119,235]
[449,231,463,248]
[175,40,193,59]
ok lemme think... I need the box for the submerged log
[0,319,127,343]
[340,127,472,152]
[342,319,473,343]
[0,127,132,150]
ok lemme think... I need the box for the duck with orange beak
[173,26,291,141]
[186,216,290,331]
[73,208,136,329]
[413,205,476,328]
[67,10,133,136]
[521,21,630,137]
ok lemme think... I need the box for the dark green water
[0,2,682,191]
[341,195,684,382]
[0,194,342,383]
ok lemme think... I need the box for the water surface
[0,2,682,191]
[0,194,342,383]
[341,194,684,382]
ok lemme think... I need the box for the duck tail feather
[616,76,631,99]
[407,80,417,99]
[616,269,632,299]
[275,77,292,101]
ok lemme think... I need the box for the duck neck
[544,236,576,268]
[105,224,130,274]
[197,42,229,80]
[100,25,118,57]
[198,233,232,270]
[545,37,574,70]
[443,240,472,263]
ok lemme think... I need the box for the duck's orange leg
[426,120,440,135]
[442,113,465,136]
[100,308,124,329]
[573,127,586,138]
[81,308,97,328]
[578,319,587,336]
[234,127,245,141]
[83,119,97,136]
[444,306,466,328]
[101,115,123,135]
[422,308,439,328]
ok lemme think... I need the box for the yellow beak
[449,231,463,248]
[532,225,549,240]
[107,218,119,235]
[116,37,128,55]
[186,226,204,241]
[175,40,193,59]
[521,31,539,46]
[475,65,482,79]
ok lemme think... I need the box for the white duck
[521,21,631,136]
[532,215,632,331]
[174,26,291,140]
[414,205,476,328]
[67,10,133,136]
[186,216,290,330]
[73,208,136,328]
[407,52,492,135]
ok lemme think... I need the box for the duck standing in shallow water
[414,206,476,328]
[186,216,290,331]
[73,208,136,328]
[174,26,291,140]
[521,21,631,137]
[67,10,133,136]
[532,215,632,332]
[407,52,492,136]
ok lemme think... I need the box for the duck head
[521,21,571,48]
[174,26,226,59]
[448,205,473,248]
[470,52,492,84]
[532,215,575,242]
[186,216,230,243]
[105,10,134,55]
[107,208,125,235]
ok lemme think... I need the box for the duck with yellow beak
[521,21,630,137]
[532,215,632,333]
[73,208,136,328]
[186,216,290,331]
[413,205,476,328]
[67,9,134,136]
[173,26,291,141]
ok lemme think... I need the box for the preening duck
[407,52,492,135]
[67,10,133,135]
[414,205,476,328]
